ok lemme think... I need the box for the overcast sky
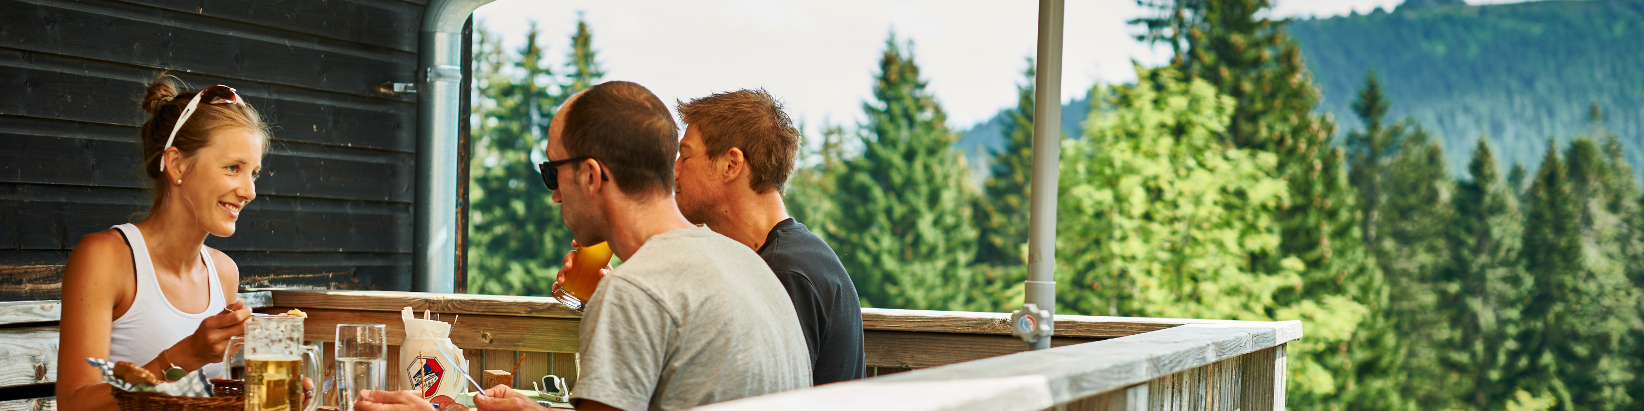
[473,0,1533,134]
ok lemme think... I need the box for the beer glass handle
[222,336,244,374]
[302,343,323,411]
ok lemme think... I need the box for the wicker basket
[113,379,244,411]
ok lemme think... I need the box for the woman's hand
[473,384,547,411]
[169,300,251,370]
[352,390,436,411]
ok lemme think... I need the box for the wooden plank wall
[0,0,430,301]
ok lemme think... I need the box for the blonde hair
[136,74,270,212]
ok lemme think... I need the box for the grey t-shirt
[571,226,812,411]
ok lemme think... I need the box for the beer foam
[246,354,303,362]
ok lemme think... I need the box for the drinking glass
[335,324,387,411]
[553,241,613,311]
[242,314,322,411]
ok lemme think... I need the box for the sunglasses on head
[538,156,608,191]
[160,85,243,172]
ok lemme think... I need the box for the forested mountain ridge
[960,0,1643,181]
[1288,0,1644,177]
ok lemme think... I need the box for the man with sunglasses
[358,81,811,411]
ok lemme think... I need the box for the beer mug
[553,241,613,311]
[232,314,323,411]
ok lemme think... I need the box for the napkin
[86,358,215,397]
[400,307,469,399]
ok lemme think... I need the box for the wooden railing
[0,289,1301,410]
[0,292,273,411]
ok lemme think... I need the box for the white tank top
[108,223,227,379]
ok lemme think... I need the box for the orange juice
[554,241,612,311]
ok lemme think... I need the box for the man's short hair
[676,89,802,194]
[562,81,679,198]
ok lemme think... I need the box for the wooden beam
[265,289,580,319]
[864,331,1095,369]
[693,374,1056,411]
[263,307,579,354]
[0,291,272,326]
[868,321,1299,407]
[0,327,56,388]
[861,308,1188,339]
[0,302,59,327]
[1239,345,1285,411]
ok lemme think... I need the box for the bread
[113,361,164,386]
[429,395,468,411]
[284,308,308,317]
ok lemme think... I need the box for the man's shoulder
[761,223,847,279]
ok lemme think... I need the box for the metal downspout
[414,0,494,293]
[1024,0,1065,350]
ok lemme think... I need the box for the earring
[176,179,182,184]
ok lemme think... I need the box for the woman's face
[174,127,263,237]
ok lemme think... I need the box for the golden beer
[245,356,304,411]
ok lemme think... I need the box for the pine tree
[1515,138,1641,410]
[828,34,982,310]
[1134,1,1390,407]
[467,23,567,296]
[974,58,1038,267]
[1546,124,1641,409]
[787,124,850,246]
[560,14,605,98]
[1346,70,1455,407]
[1515,142,1584,408]
[1442,138,1532,409]
[1376,130,1455,407]
[1508,163,1528,199]
[1347,70,1404,248]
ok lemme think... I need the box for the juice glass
[553,241,613,311]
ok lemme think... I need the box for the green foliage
[973,58,1038,268]
[561,15,604,96]
[786,124,849,247]
[825,34,990,311]
[1347,70,1457,409]
[1056,67,1365,398]
[1288,0,1644,179]
[1442,138,1532,409]
[1517,137,1643,410]
[1134,0,1391,406]
[467,18,605,297]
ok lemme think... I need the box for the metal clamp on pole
[1010,303,1054,344]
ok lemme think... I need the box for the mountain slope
[1288,0,1644,176]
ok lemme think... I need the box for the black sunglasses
[538,156,607,191]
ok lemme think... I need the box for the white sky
[473,0,1535,133]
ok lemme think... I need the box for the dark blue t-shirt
[757,218,866,385]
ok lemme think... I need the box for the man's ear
[720,147,747,183]
[579,158,606,194]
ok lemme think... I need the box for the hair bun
[141,75,179,114]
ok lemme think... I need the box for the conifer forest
[465,1,1644,409]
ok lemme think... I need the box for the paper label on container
[408,354,445,398]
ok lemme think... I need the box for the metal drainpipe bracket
[1010,303,1054,344]
[426,65,463,83]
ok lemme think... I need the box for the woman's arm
[55,231,130,409]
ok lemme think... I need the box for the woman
[55,75,266,409]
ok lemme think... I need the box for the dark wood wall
[0,0,431,301]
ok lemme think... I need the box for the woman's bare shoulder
[203,246,240,284]
[66,229,133,277]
